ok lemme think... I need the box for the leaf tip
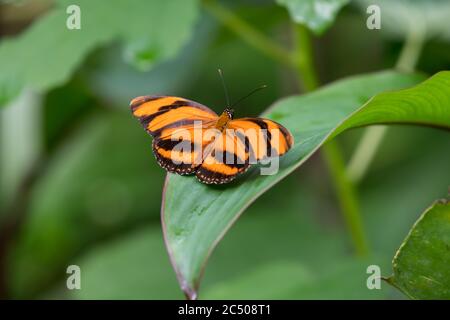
[181,282,198,300]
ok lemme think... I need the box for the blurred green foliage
[0,0,199,105]
[277,0,349,34]
[388,200,450,299]
[0,0,449,300]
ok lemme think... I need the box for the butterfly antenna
[230,85,267,109]
[218,68,231,107]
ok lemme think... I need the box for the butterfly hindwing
[196,129,251,184]
[152,123,217,175]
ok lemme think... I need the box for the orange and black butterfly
[130,77,293,184]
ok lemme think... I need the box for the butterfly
[130,92,293,184]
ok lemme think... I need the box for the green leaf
[162,70,450,299]
[276,0,350,35]
[387,198,450,299]
[0,0,199,107]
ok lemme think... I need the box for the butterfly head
[216,107,234,130]
[224,107,234,120]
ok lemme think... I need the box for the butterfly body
[215,108,234,130]
[131,95,293,184]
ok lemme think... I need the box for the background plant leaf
[203,258,389,299]
[387,198,450,299]
[162,70,450,299]
[276,0,350,35]
[0,0,199,107]
[355,0,450,41]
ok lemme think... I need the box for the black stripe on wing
[245,118,274,158]
[152,139,199,175]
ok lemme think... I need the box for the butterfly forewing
[196,129,251,184]
[130,95,218,137]
[131,96,218,174]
